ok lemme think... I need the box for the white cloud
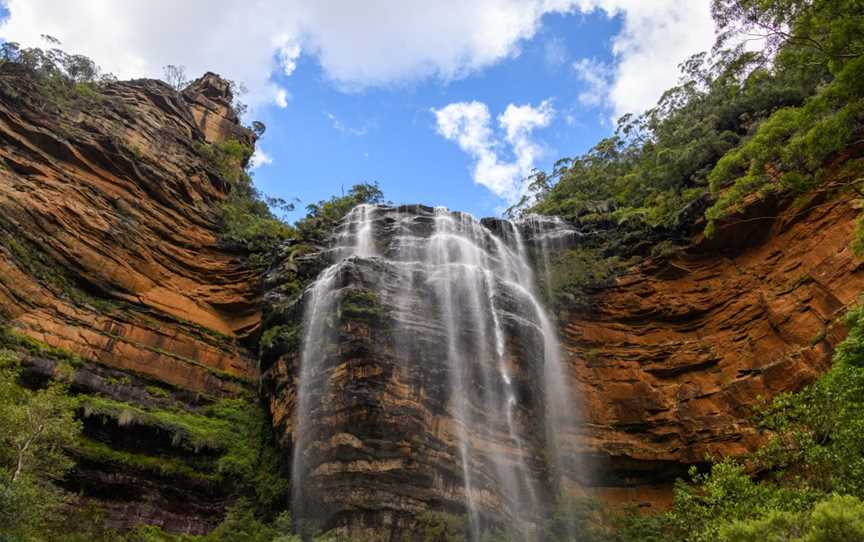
[0,0,578,108]
[572,57,612,107]
[575,0,715,118]
[274,36,302,77]
[0,1,714,117]
[543,37,568,68]
[249,148,273,170]
[324,112,369,136]
[433,100,553,204]
[274,87,290,108]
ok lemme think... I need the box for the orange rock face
[0,69,259,395]
[0,68,263,532]
[563,191,864,508]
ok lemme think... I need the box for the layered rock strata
[567,190,864,507]
[0,67,261,532]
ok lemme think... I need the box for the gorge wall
[0,68,262,533]
[260,205,580,537]
[568,190,864,509]
[1,64,863,536]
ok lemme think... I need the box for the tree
[295,182,384,245]
[0,352,81,540]
[162,64,188,91]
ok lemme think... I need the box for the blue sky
[253,11,621,219]
[0,1,716,221]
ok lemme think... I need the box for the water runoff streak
[291,204,579,539]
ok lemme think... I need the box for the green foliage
[805,495,864,542]
[524,43,813,229]
[73,437,219,483]
[547,247,621,307]
[524,0,864,244]
[751,301,864,497]
[196,139,294,264]
[416,511,467,542]
[659,461,816,542]
[0,352,82,542]
[704,55,864,234]
[0,326,87,366]
[206,147,384,267]
[590,295,864,542]
[338,289,384,320]
[199,140,254,184]
[295,183,384,246]
[718,510,808,542]
[260,323,302,353]
[79,395,287,506]
[203,500,283,542]
[0,37,115,108]
[718,495,864,542]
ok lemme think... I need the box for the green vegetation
[0,326,87,366]
[0,351,82,541]
[260,323,302,353]
[546,247,622,307]
[338,289,385,320]
[197,139,294,264]
[73,438,219,483]
[0,35,116,109]
[295,183,384,246]
[79,394,287,506]
[416,511,467,542]
[521,0,864,245]
[203,133,384,269]
[0,345,291,541]
[704,54,864,235]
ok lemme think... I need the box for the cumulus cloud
[433,100,553,203]
[576,0,715,118]
[572,57,613,107]
[274,37,302,77]
[274,87,290,109]
[0,1,714,116]
[0,0,576,107]
[249,148,273,170]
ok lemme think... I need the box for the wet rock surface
[261,205,580,537]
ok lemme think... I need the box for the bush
[416,511,467,542]
[547,247,621,307]
[0,352,82,541]
[704,56,864,235]
[295,183,384,246]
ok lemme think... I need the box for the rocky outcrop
[0,68,258,394]
[260,206,577,537]
[566,190,864,508]
[0,67,261,532]
[258,187,864,533]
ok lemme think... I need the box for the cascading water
[288,204,579,539]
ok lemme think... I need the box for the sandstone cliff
[0,67,262,532]
[566,189,864,508]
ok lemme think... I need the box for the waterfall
[289,204,579,539]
